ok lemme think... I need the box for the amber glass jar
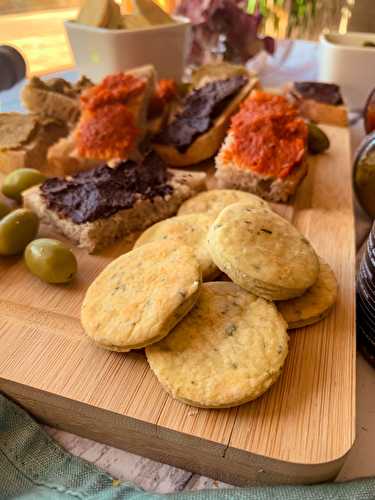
[357,224,375,367]
[365,88,375,134]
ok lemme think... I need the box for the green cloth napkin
[0,394,374,500]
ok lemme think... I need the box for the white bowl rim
[320,31,375,52]
[65,15,191,34]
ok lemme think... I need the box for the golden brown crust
[207,204,319,300]
[283,83,348,127]
[215,132,308,203]
[81,241,201,351]
[134,213,219,280]
[297,99,348,127]
[222,90,308,179]
[153,75,259,167]
[146,282,288,408]
[0,115,68,174]
[277,259,338,329]
[76,73,147,160]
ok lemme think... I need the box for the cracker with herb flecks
[177,189,269,217]
[81,240,201,352]
[134,213,219,281]
[146,282,288,408]
[277,259,337,329]
[207,204,319,300]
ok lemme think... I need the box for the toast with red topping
[215,90,308,202]
[47,65,156,176]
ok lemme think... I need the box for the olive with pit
[25,238,77,284]
[0,209,39,256]
[0,202,11,220]
[2,168,47,202]
[307,122,330,155]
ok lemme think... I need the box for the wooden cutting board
[0,124,355,486]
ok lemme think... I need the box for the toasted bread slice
[284,82,348,127]
[107,0,123,28]
[133,0,174,25]
[22,76,92,127]
[295,99,348,127]
[77,0,111,27]
[153,75,258,167]
[215,90,308,203]
[76,64,156,159]
[0,113,68,174]
[23,169,207,253]
[215,132,308,203]
[46,133,100,177]
[47,65,156,177]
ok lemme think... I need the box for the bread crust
[22,86,81,127]
[23,169,207,253]
[45,66,156,177]
[215,132,308,203]
[283,83,348,127]
[297,99,348,127]
[46,133,100,177]
[153,75,259,167]
[0,119,68,175]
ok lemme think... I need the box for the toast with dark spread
[153,71,258,167]
[23,153,207,253]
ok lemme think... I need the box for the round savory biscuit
[277,259,337,329]
[177,189,269,217]
[81,241,201,352]
[207,204,319,300]
[146,282,288,408]
[134,213,218,280]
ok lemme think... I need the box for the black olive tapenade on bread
[153,67,258,167]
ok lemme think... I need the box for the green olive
[2,168,47,202]
[0,202,11,220]
[307,123,330,155]
[24,238,77,284]
[0,209,39,256]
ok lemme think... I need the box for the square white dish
[319,32,375,110]
[65,16,191,82]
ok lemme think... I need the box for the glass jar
[353,132,375,219]
[357,224,375,367]
[365,88,375,134]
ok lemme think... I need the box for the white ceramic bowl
[319,32,375,110]
[65,16,191,82]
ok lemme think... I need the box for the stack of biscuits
[81,189,338,409]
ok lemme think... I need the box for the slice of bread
[133,0,174,25]
[215,132,308,203]
[77,0,111,27]
[47,65,156,177]
[47,133,100,177]
[22,76,92,127]
[107,0,123,28]
[0,113,68,174]
[23,169,207,253]
[153,75,258,167]
[284,82,348,127]
[295,99,348,127]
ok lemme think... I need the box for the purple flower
[177,0,275,65]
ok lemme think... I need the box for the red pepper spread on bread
[76,73,146,160]
[224,91,307,179]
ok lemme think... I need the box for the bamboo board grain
[0,124,355,486]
